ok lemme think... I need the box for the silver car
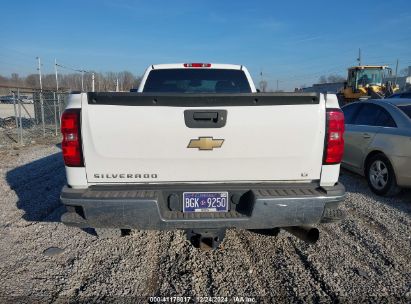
[341,98,411,196]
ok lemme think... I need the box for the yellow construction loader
[338,65,399,104]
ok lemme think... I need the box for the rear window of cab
[143,69,252,93]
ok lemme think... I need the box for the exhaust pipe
[283,226,319,244]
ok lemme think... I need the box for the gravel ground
[0,144,410,303]
[0,125,60,149]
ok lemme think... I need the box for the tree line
[0,71,142,92]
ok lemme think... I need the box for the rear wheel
[365,153,400,196]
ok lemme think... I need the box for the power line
[55,62,88,73]
[55,61,95,92]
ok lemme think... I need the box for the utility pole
[394,59,399,86]
[357,48,361,66]
[259,68,266,92]
[81,69,84,91]
[36,57,43,91]
[36,56,45,137]
[54,58,59,91]
[54,59,61,124]
[92,72,95,92]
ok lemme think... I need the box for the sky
[1,0,411,90]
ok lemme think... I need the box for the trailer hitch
[185,229,226,250]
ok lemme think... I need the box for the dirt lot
[0,144,410,302]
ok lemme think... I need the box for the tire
[365,153,401,196]
[94,228,123,239]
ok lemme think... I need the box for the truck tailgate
[81,93,325,184]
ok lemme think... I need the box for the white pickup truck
[60,63,345,249]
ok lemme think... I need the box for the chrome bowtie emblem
[187,137,224,151]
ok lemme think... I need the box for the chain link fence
[0,87,69,148]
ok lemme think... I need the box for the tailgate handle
[193,112,218,122]
[184,110,227,128]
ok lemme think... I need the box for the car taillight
[324,108,345,165]
[61,108,83,167]
[183,63,211,68]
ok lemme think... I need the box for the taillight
[183,63,211,68]
[324,108,345,164]
[61,108,83,167]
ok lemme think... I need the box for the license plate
[183,192,229,212]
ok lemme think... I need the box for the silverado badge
[187,137,224,151]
